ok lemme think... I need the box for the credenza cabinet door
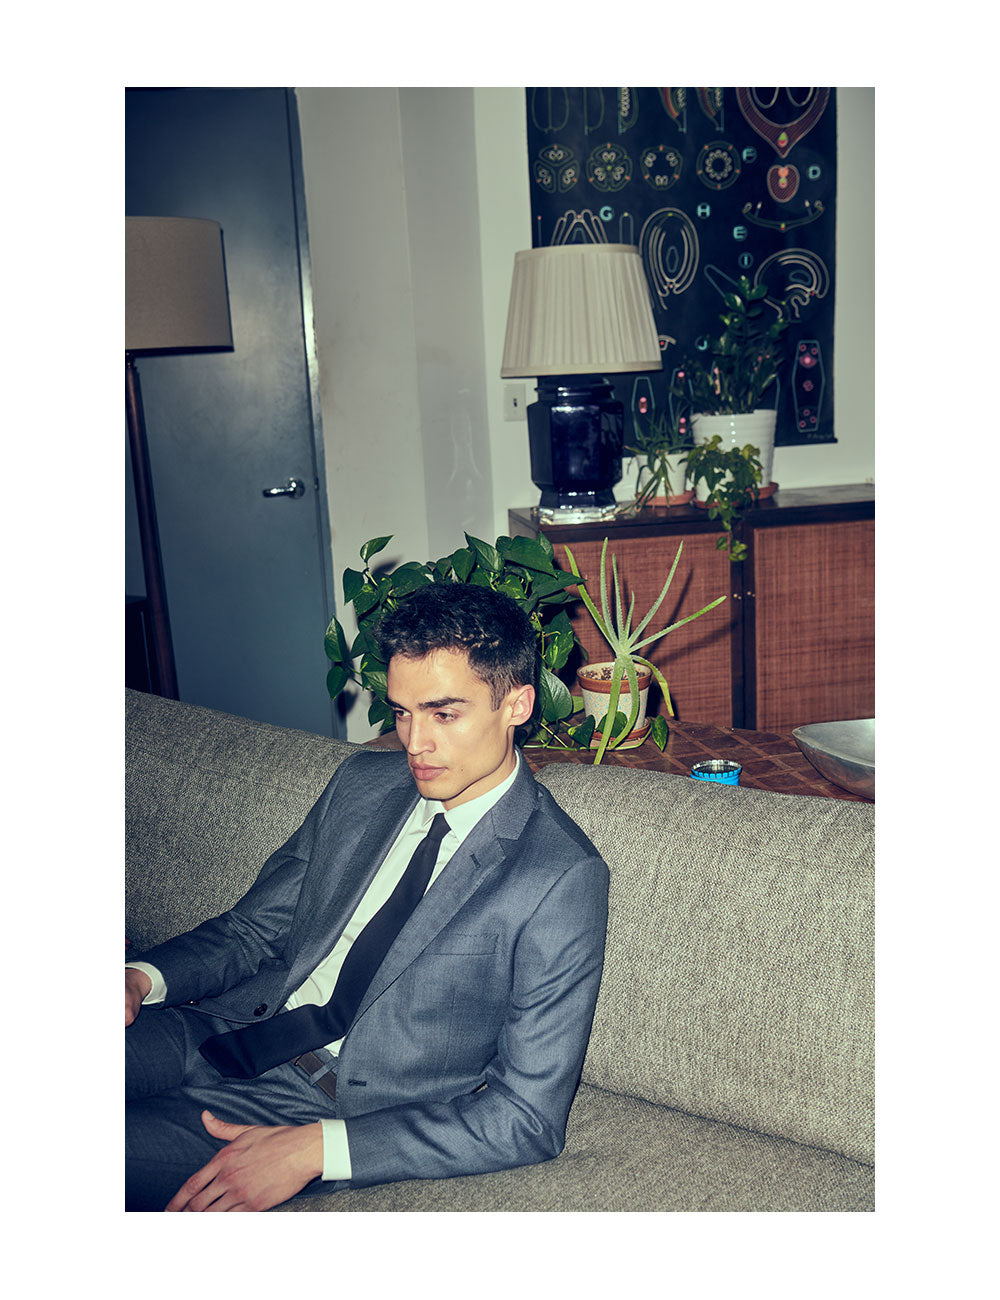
[749,518,875,732]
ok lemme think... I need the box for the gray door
[126,88,338,736]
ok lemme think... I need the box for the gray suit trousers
[125,1005,341,1210]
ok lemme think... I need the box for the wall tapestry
[524,87,838,447]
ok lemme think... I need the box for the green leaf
[450,547,475,582]
[326,664,350,699]
[466,534,502,575]
[360,666,387,699]
[499,574,526,602]
[504,535,560,575]
[360,535,393,563]
[544,625,576,675]
[649,715,670,750]
[342,567,366,605]
[350,627,376,659]
[390,564,432,596]
[323,615,350,663]
[368,696,395,729]
[539,666,574,722]
[529,572,579,602]
[567,715,595,748]
[352,580,381,617]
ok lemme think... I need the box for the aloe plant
[564,538,727,764]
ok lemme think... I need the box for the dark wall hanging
[524,87,838,447]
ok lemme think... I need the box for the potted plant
[324,532,593,750]
[624,411,694,511]
[682,435,764,563]
[676,275,788,490]
[563,537,727,764]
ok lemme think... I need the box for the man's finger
[200,1109,253,1139]
[165,1156,220,1212]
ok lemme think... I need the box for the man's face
[386,648,534,810]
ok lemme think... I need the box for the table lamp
[501,243,661,521]
[125,215,234,698]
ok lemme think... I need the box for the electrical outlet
[503,383,527,422]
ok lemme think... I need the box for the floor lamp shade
[125,216,233,700]
[126,216,233,352]
[501,245,661,518]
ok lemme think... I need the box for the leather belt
[292,1051,337,1102]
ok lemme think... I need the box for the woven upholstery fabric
[125,689,362,951]
[534,764,874,1165]
[272,1082,873,1212]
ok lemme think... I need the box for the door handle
[262,477,306,499]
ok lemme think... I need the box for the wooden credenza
[508,484,874,732]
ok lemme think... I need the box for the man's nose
[406,714,433,754]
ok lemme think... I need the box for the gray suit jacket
[135,749,609,1189]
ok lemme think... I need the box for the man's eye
[436,712,456,723]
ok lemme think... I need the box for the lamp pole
[126,352,178,699]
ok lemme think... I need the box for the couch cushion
[533,764,874,1166]
[271,1082,873,1212]
[125,690,363,950]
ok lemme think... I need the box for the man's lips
[410,763,446,781]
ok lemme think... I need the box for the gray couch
[125,687,874,1212]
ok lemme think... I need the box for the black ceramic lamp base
[527,377,624,521]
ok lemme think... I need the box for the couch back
[125,690,873,1166]
[125,689,360,951]
[534,763,874,1165]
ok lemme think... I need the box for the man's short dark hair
[376,583,540,741]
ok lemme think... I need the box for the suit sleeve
[343,850,609,1187]
[129,757,356,1007]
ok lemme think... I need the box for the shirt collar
[416,751,521,840]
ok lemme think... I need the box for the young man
[125,584,609,1211]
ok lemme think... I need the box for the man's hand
[165,1111,324,1212]
[125,967,152,1026]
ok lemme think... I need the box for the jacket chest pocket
[423,931,499,957]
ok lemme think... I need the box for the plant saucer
[589,720,651,751]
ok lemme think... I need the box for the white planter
[691,409,777,489]
[577,660,652,748]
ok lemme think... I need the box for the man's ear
[507,684,535,728]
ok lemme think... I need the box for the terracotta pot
[577,660,652,748]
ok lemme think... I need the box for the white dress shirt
[128,754,521,1183]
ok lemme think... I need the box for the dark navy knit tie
[200,812,450,1079]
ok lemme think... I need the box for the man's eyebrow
[386,695,470,711]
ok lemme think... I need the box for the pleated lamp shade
[126,216,233,353]
[501,244,661,378]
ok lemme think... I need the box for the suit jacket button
[253,1003,268,1017]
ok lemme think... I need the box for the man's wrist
[125,961,165,1003]
[125,965,152,999]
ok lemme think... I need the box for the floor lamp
[125,216,233,698]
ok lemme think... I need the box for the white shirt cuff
[320,1118,352,1181]
[125,961,167,1004]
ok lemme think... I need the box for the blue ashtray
[690,759,742,786]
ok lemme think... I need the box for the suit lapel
[291,758,418,984]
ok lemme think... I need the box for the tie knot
[427,812,450,846]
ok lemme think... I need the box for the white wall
[296,86,874,739]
